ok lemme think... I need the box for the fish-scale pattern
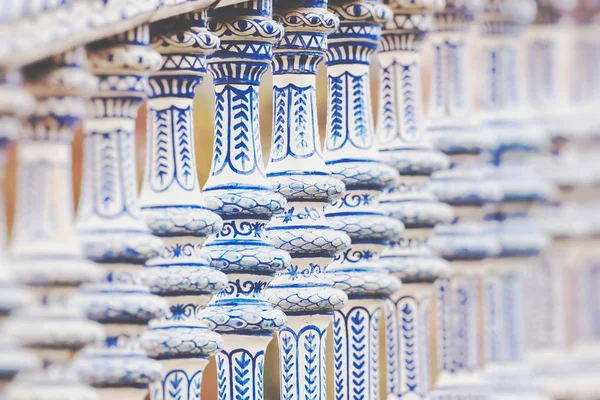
[265,286,347,313]
[327,269,402,297]
[269,174,345,201]
[204,188,286,216]
[142,266,227,296]
[328,162,398,189]
[328,214,404,241]
[142,326,223,359]
[201,304,287,333]
[205,244,291,272]
[142,206,223,236]
[268,228,350,254]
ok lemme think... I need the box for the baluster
[263,2,351,400]
[74,26,169,400]
[375,1,454,399]
[137,11,227,400]
[0,70,38,392]
[3,48,104,399]
[482,210,550,400]
[323,2,405,400]
[427,1,503,399]
[199,2,289,400]
[429,217,499,400]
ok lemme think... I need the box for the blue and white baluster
[428,211,500,400]
[324,2,405,400]
[263,2,350,400]
[199,2,289,400]
[376,1,454,399]
[74,27,169,400]
[0,70,38,392]
[482,210,551,400]
[138,11,226,400]
[3,48,104,400]
[426,2,502,399]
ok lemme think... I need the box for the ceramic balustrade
[0,0,597,398]
[323,1,405,400]
[376,1,454,399]
[198,2,290,400]
[137,10,227,400]
[263,2,352,400]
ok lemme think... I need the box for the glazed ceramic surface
[323,1,404,399]
[74,26,169,398]
[199,2,290,399]
[376,1,453,398]
[263,1,351,399]
[137,11,227,400]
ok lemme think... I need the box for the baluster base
[386,283,433,400]
[150,358,208,400]
[215,334,271,400]
[331,298,383,400]
[279,314,330,400]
